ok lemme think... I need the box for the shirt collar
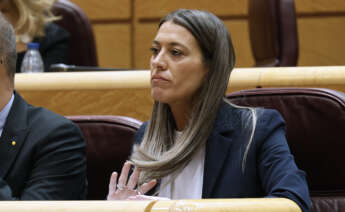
[0,94,15,137]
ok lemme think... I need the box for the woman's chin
[151,92,169,104]
[152,95,168,103]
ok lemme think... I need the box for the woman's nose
[151,52,167,70]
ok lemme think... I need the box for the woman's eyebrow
[152,40,187,50]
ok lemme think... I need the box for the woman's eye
[170,49,182,56]
[150,47,159,56]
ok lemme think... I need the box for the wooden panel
[20,89,153,121]
[15,71,151,90]
[15,67,345,121]
[152,199,301,212]
[15,67,345,93]
[295,0,345,13]
[297,17,345,66]
[16,71,153,121]
[134,20,253,69]
[224,20,254,67]
[228,66,345,93]
[0,201,155,212]
[94,24,131,68]
[135,0,248,19]
[134,23,157,69]
[0,199,301,212]
[70,0,131,20]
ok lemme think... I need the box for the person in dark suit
[106,9,311,212]
[0,13,87,200]
[0,0,69,72]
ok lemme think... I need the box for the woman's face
[0,0,18,26]
[150,21,208,106]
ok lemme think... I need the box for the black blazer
[0,92,87,200]
[134,101,311,212]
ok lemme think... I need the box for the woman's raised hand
[107,161,157,200]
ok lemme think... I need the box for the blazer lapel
[202,101,240,198]
[202,132,233,198]
[0,92,28,178]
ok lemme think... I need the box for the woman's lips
[151,74,169,84]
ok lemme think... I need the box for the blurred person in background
[0,0,69,72]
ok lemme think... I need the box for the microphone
[49,63,130,72]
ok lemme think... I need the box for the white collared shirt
[158,131,205,199]
[0,94,14,137]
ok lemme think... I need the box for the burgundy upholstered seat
[67,115,142,200]
[52,0,98,67]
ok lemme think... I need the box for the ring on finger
[116,184,127,191]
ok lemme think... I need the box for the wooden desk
[0,198,301,212]
[15,66,345,121]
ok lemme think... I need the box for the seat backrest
[226,88,345,212]
[52,0,98,66]
[67,115,142,200]
[248,0,298,66]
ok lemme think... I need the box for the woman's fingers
[108,172,118,193]
[127,166,140,190]
[107,162,157,201]
[107,171,118,200]
[118,161,131,189]
[139,179,157,194]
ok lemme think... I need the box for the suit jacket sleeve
[256,109,310,212]
[0,118,87,200]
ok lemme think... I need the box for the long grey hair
[131,9,248,184]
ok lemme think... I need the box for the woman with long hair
[107,9,310,212]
